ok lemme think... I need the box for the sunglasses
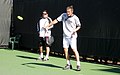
[43,13,47,15]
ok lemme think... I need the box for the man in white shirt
[44,5,81,71]
[37,10,53,61]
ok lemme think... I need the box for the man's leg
[72,48,81,71]
[71,37,81,71]
[72,48,80,65]
[38,37,44,60]
[44,46,50,60]
[63,37,72,70]
[38,46,43,60]
[64,48,70,65]
[44,37,50,61]
[63,48,73,69]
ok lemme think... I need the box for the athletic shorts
[63,36,77,49]
[39,37,50,47]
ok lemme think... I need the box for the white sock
[77,61,80,66]
[67,60,71,65]
[40,53,43,58]
[45,55,49,59]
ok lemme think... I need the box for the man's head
[42,10,48,18]
[66,5,74,16]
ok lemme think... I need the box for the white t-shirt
[57,13,81,38]
[38,17,53,37]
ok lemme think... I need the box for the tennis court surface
[0,49,120,75]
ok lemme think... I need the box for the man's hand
[71,30,76,35]
[44,19,58,30]
[71,27,80,38]
[72,26,80,34]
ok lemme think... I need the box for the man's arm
[71,26,80,35]
[73,26,80,32]
[73,16,81,33]
[44,19,58,29]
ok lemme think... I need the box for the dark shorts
[39,37,50,47]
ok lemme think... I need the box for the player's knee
[72,48,78,53]
[64,48,68,52]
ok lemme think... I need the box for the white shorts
[63,37,77,49]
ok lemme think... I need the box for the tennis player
[37,10,53,61]
[44,5,81,71]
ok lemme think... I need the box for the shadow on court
[16,55,79,71]
[16,55,63,69]
[16,55,37,60]
[91,67,120,74]
[21,63,79,71]
[22,63,63,69]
